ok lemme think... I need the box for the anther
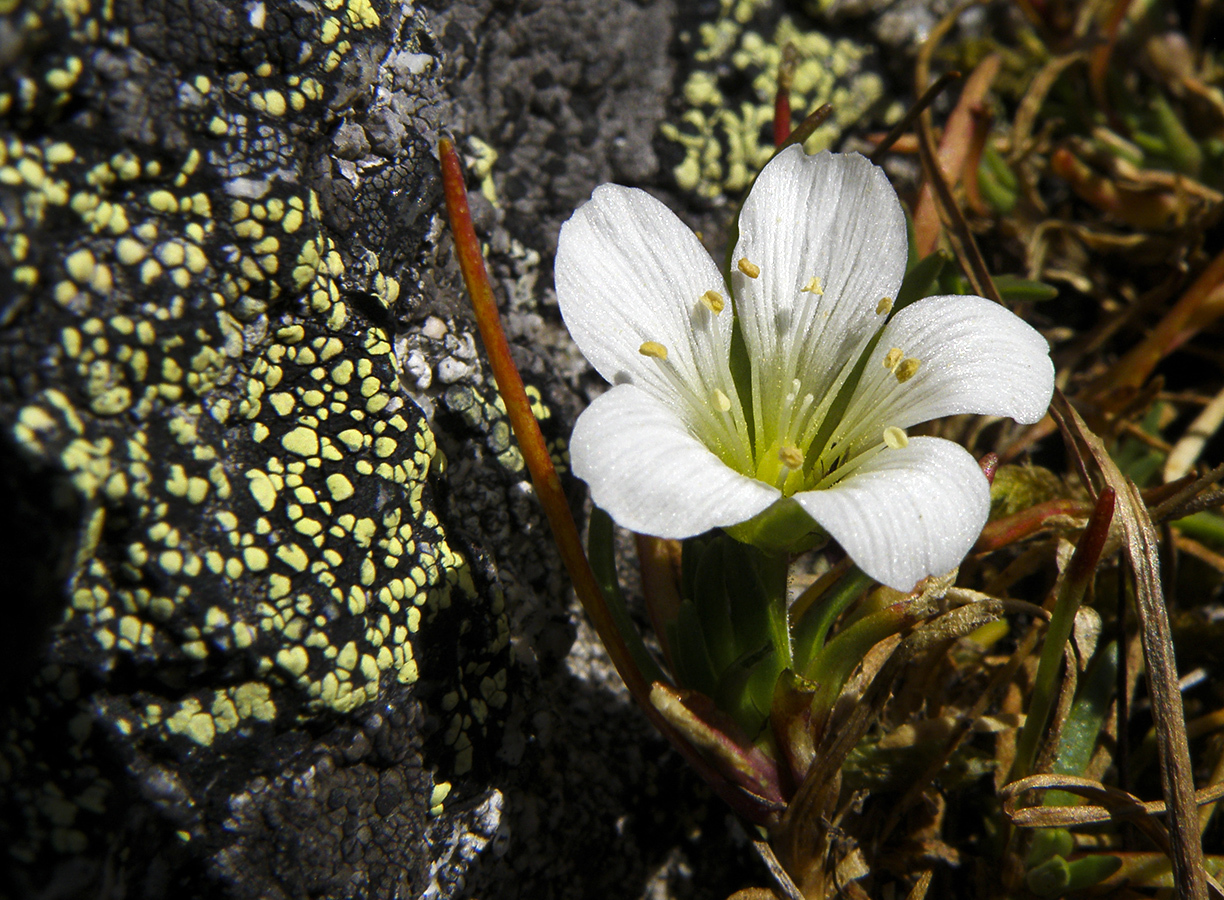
[713,389,732,412]
[801,276,823,294]
[883,347,903,371]
[639,341,668,360]
[894,358,920,383]
[778,444,804,470]
[700,290,725,314]
[876,296,893,316]
[737,257,761,278]
[882,426,909,449]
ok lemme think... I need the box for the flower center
[738,273,920,495]
[636,266,921,498]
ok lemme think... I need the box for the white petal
[732,147,908,433]
[571,385,780,539]
[837,294,1055,450]
[792,437,990,591]
[555,184,739,418]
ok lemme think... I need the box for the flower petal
[555,184,740,418]
[792,437,990,591]
[571,384,780,539]
[732,147,908,435]
[836,294,1055,451]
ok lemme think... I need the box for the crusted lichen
[663,1,889,199]
[1,0,510,887]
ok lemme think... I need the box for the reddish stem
[439,136,777,823]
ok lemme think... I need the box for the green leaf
[670,600,719,697]
[893,249,950,315]
[587,507,667,687]
[790,567,873,676]
[994,274,1059,303]
[693,539,737,672]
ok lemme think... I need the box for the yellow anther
[882,426,909,449]
[883,347,903,371]
[700,290,725,314]
[801,276,823,294]
[778,444,804,470]
[737,257,761,278]
[713,389,732,412]
[895,358,921,383]
[876,296,893,315]
[639,341,668,360]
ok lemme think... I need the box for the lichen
[663,1,888,199]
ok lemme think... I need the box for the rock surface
[0,0,897,896]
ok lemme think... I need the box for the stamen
[801,276,823,294]
[876,296,893,315]
[778,444,804,470]
[699,289,726,314]
[713,389,732,412]
[883,347,903,371]
[639,341,668,360]
[737,257,761,278]
[895,357,921,383]
[882,426,909,449]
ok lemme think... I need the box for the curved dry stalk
[1051,391,1208,900]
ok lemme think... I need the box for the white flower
[555,146,1054,591]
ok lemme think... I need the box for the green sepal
[692,539,738,672]
[721,539,775,657]
[674,534,793,737]
[723,498,823,555]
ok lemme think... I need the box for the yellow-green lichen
[664,5,887,199]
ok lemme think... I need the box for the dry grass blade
[911,14,1002,303]
[1008,52,1088,161]
[1091,247,1224,399]
[1050,391,1208,900]
[912,54,1000,256]
[1151,463,1224,523]
[915,119,1001,303]
[1002,772,1224,826]
[868,72,961,162]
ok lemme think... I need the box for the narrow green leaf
[671,601,719,697]
[893,249,950,315]
[995,274,1060,303]
[587,507,667,687]
[790,567,873,676]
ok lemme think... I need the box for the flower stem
[439,136,770,818]
[439,136,648,701]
